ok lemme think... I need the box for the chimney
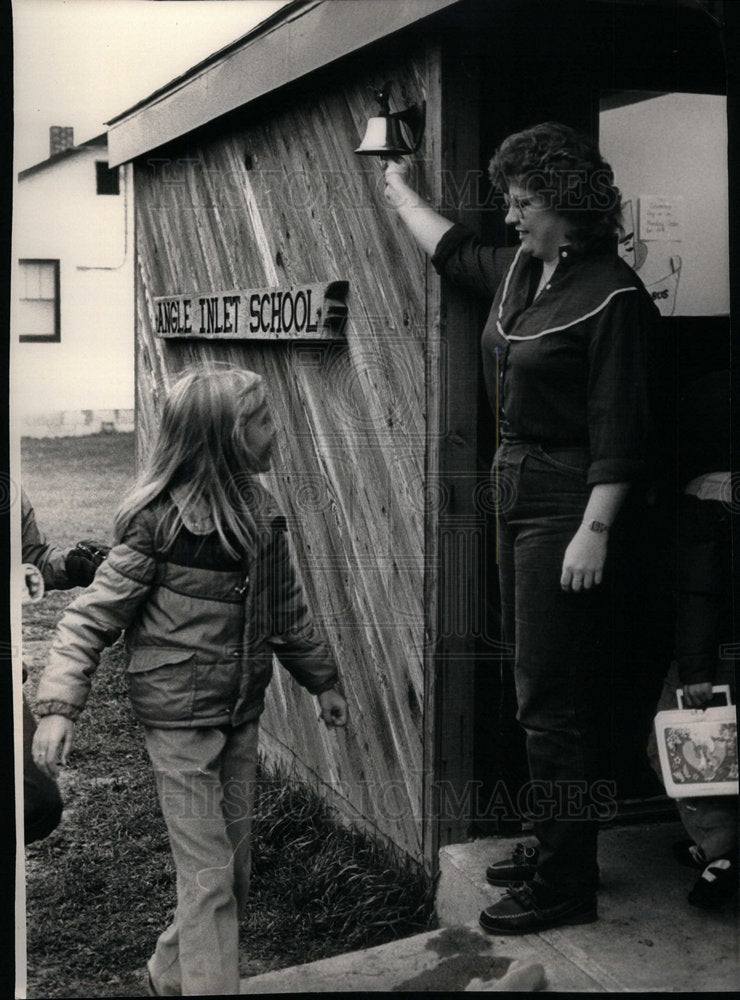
[50,126,74,157]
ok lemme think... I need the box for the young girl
[32,366,348,996]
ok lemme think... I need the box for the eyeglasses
[503,193,546,217]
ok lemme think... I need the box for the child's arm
[675,491,726,709]
[21,490,71,591]
[263,523,346,724]
[35,519,157,723]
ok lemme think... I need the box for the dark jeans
[671,493,737,861]
[494,440,627,896]
[675,493,733,683]
[24,693,63,844]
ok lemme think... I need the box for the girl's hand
[560,525,608,591]
[318,688,348,728]
[32,714,75,778]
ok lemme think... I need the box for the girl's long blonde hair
[114,366,268,559]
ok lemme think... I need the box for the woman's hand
[382,155,416,210]
[560,524,608,591]
[32,714,75,778]
[317,688,349,728]
[380,156,454,255]
[382,155,409,181]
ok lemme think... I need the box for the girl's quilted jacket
[35,483,338,728]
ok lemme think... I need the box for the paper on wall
[639,195,684,241]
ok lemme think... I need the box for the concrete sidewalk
[239,821,738,992]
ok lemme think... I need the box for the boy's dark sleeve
[21,490,71,590]
[674,497,730,686]
[263,523,339,695]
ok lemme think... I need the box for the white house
[12,128,135,436]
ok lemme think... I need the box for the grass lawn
[20,433,435,998]
[21,432,136,549]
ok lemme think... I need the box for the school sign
[153,281,348,340]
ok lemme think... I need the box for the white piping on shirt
[496,251,638,341]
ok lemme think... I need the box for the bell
[354,81,425,156]
[355,115,414,156]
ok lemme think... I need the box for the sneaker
[688,857,738,910]
[479,881,597,935]
[672,839,707,870]
[486,843,539,886]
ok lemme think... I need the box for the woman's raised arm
[382,157,454,256]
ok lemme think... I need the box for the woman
[384,122,661,934]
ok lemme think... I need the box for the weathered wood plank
[421,42,444,874]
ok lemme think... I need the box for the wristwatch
[583,519,609,533]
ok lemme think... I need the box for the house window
[96,160,120,195]
[18,259,60,342]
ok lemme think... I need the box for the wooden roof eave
[106,0,462,168]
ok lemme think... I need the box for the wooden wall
[131,0,731,866]
[134,42,442,861]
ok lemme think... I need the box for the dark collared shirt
[431,224,661,485]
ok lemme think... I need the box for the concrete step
[238,820,738,993]
[437,820,739,992]
[240,924,548,993]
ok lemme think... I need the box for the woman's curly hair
[488,122,622,254]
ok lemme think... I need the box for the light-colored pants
[143,720,259,996]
